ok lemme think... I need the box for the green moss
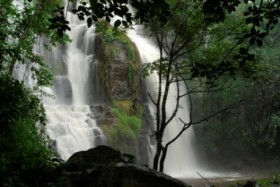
[112,107,141,139]
[112,100,142,141]
[99,100,143,154]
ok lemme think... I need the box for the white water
[43,10,106,160]
[127,27,203,178]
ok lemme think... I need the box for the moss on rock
[94,20,141,100]
[98,100,143,155]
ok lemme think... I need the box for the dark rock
[64,146,191,187]
[66,164,190,187]
[65,145,121,171]
[237,179,257,187]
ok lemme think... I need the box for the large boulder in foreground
[64,146,190,187]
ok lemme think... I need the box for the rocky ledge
[63,145,190,187]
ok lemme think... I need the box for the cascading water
[43,9,106,160]
[127,27,202,178]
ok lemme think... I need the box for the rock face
[94,35,141,100]
[64,146,190,187]
[91,21,155,167]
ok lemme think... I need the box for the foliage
[0,75,46,130]
[95,20,125,42]
[0,75,66,186]
[0,1,69,186]
[0,0,69,89]
[193,22,280,169]
[193,78,254,162]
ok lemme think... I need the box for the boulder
[64,146,191,187]
[65,145,122,171]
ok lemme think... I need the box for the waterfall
[127,27,202,177]
[41,14,241,178]
[43,10,106,160]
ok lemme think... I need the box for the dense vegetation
[193,24,280,172]
[0,0,67,186]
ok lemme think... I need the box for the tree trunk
[153,141,162,170]
[159,146,168,172]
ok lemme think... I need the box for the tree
[0,0,69,89]
[141,0,257,172]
